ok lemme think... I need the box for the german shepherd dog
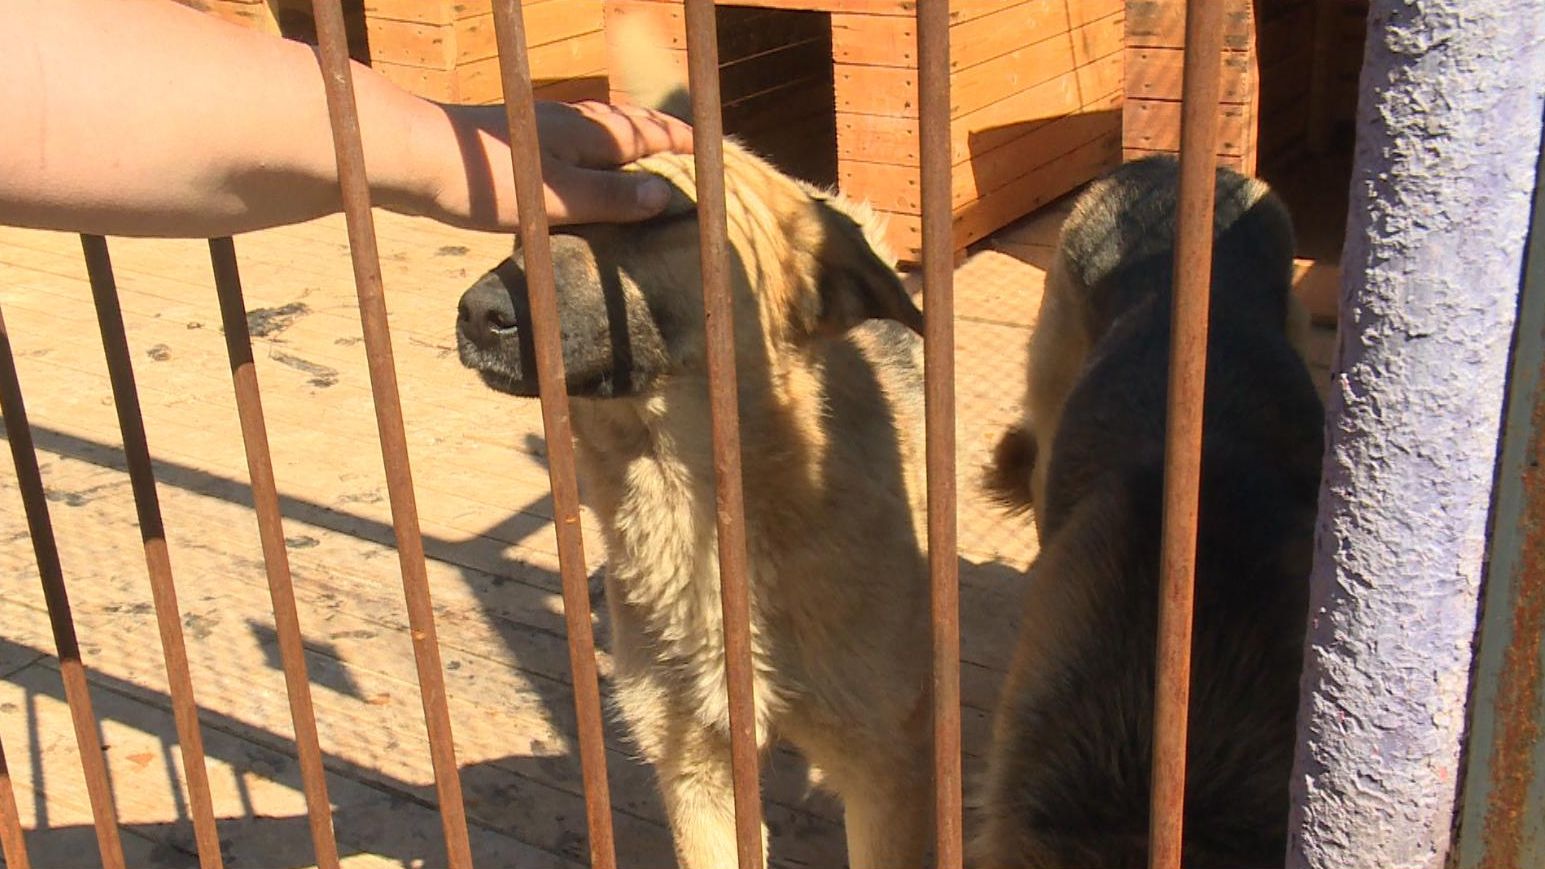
[454,25,933,869]
[974,157,1324,868]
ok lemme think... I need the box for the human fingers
[542,159,674,225]
[557,100,695,166]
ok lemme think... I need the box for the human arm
[0,0,693,238]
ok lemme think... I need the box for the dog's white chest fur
[574,402,786,741]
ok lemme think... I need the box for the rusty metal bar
[486,4,619,867]
[207,237,342,869]
[681,2,765,867]
[304,3,474,866]
[0,734,30,869]
[0,301,127,869]
[1148,1,1226,867]
[1451,125,1545,869]
[916,1,962,866]
[80,234,224,869]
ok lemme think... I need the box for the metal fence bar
[80,234,225,869]
[915,2,962,866]
[304,3,475,866]
[207,237,342,869]
[0,734,30,869]
[1451,119,1545,869]
[486,3,619,867]
[1148,0,1226,867]
[681,2,765,866]
[0,301,127,869]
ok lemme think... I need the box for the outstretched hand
[429,100,695,232]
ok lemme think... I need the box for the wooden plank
[956,89,1121,211]
[1123,146,1248,171]
[835,6,1117,121]
[1075,50,1122,102]
[364,17,451,70]
[840,89,1120,212]
[363,0,453,25]
[603,0,912,15]
[1127,0,1253,50]
[364,0,522,24]
[455,0,605,65]
[454,34,608,103]
[877,131,1119,259]
[837,112,921,165]
[838,42,1118,169]
[950,0,1070,73]
[1126,47,1255,103]
[952,128,1122,248]
[1070,10,1125,67]
[1123,98,1252,156]
[950,30,1076,119]
[604,0,686,49]
[1066,0,1123,29]
[831,12,914,68]
[836,29,1073,120]
[372,60,455,101]
[833,3,1069,71]
[838,72,1075,167]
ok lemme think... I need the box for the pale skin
[0,0,694,238]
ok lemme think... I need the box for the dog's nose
[457,279,520,350]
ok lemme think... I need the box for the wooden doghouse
[180,0,610,103]
[602,0,1127,264]
[1124,0,1369,175]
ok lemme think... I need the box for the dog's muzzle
[457,278,519,354]
[455,267,537,396]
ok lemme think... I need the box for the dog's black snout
[457,279,521,350]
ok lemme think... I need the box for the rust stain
[1478,354,1545,869]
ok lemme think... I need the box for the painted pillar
[1286,1,1545,868]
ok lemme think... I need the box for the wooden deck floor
[0,201,1336,868]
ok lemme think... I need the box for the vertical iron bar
[0,735,30,869]
[207,238,341,869]
[916,2,962,867]
[80,234,224,869]
[682,2,765,867]
[0,302,126,869]
[304,3,474,866]
[486,4,619,868]
[1148,1,1225,868]
[1451,119,1545,869]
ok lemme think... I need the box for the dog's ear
[812,209,926,338]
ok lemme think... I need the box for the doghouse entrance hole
[1255,0,1371,264]
[715,6,839,190]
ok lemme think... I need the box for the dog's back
[975,157,1324,868]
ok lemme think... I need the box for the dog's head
[455,25,921,400]
[455,155,921,398]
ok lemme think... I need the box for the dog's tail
[608,15,692,122]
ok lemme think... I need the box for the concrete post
[1287,2,1545,868]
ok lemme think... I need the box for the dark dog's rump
[976,156,1324,869]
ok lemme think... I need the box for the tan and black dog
[975,156,1324,868]
[455,25,933,869]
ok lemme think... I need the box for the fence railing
[0,1,1233,868]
